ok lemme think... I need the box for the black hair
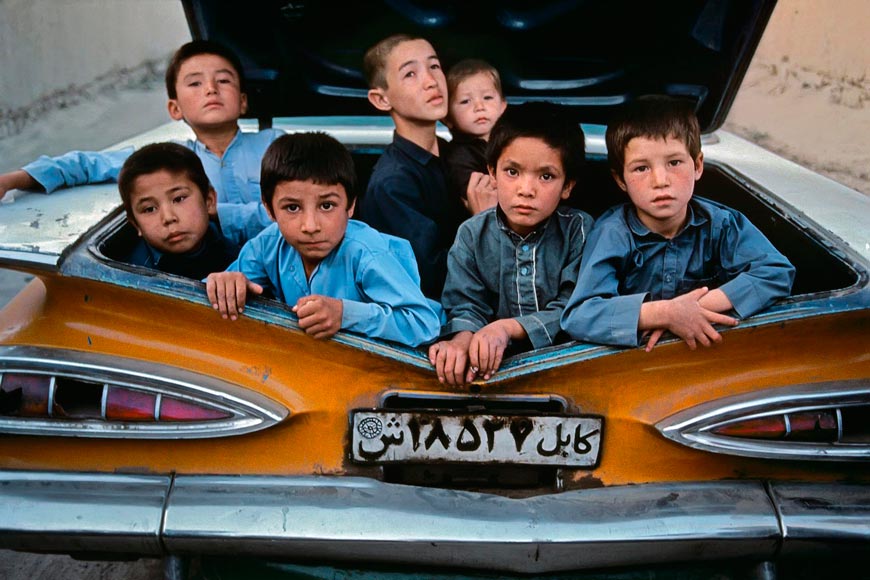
[605,95,701,176]
[118,142,212,222]
[165,40,246,99]
[486,102,585,184]
[260,132,357,210]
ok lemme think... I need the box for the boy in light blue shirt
[205,132,442,348]
[0,40,281,246]
[561,95,795,350]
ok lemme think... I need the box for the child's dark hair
[260,132,357,209]
[363,34,424,89]
[165,40,246,99]
[118,142,212,222]
[447,59,503,99]
[486,102,585,184]
[606,95,701,176]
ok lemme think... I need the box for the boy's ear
[240,92,249,116]
[694,151,704,181]
[487,164,497,180]
[611,170,628,192]
[167,99,185,122]
[128,218,143,238]
[367,88,393,113]
[205,188,218,218]
[347,199,356,218]
[560,179,576,200]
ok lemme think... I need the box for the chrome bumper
[1,471,867,573]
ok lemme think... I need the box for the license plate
[351,411,602,467]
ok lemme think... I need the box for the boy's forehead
[275,179,348,199]
[132,169,203,197]
[388,39,438,70]
[177,53,239,78]
[457,71,497,89]
[625,134,692,156]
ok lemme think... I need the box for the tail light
[656,379,870,461]
[0,346,287,439]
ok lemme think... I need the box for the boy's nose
[301,212,320,233]
[651,165,669,187]
[161,208,178,224]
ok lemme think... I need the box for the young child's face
[490,137,574,236]
[129,169,216,255]
[267,180,354,277]
[615,135,704,236]
[167,53,247,131]
[374,39,447,123]
[448,72,506,140]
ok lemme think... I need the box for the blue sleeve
[224,237,277,297]
[362,174,447,298]
[514,213,592,349]
[340,250,443,347]
[23,148,134,192]
[216,202,273,246]
[440,224,495,337]
[561,223,647,347]
[715,212,795,317]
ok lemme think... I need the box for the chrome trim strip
[0,346,288,439]
[2,471,866,572]
[47,375,56,417]
[163,476,779,573]
[656,379,870,461]
[770,482,870,555]
[0,470,170,555]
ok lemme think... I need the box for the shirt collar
[625,198,708,238]
[495,205,550,244]
[192,128,243,158]
[393,132,441,166]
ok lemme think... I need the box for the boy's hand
[646,287,738,351]
[205,272,263,320]
[428,331,474,386]
[0,170,41,203]
[464,172,498,215]
[293,295,343,340]
[468,320,515,380]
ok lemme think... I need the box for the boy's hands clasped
[641,287,738,351]
[429,319,525,386]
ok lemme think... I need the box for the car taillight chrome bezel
[655,379,870,461]
[0,345,288,439]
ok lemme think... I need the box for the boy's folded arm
[0,170,42,196]
[22,148,134,193]
[339,253,443,347]
[715,211,796,317]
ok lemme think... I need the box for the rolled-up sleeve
[23,148,134,193]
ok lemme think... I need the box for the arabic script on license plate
[351,411,602,467]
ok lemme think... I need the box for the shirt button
[665,274,673,282]
[521,244,529,252]
[521,267,529,275]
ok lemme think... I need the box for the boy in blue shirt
[117,142,238,279]
[0,40,281,246]
[429,103,594,385]
[561,95,795,351]
[358,34,466,300]
[205,132,442,348]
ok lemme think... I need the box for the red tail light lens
[712,410,840,442]
[0,374,51,417]
[105,387,156,421]
[160,397,231,421]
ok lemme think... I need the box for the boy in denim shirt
[561,95,794,350]
[429,103,594,385]
[206,132,442,347]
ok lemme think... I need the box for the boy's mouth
[166,232,188,244]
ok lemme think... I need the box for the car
[1,0,868,578]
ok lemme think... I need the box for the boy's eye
[540,173,554,182]
[403,71,415,79]
[632,165,649,173]
[430,62,441,70]
[505,168,519,177]
[172,194,189,204]
[668,159,683,167]
[458,98,470,105]
[283,203,300,213]
[139,206,156,214]
[319,202,337,211]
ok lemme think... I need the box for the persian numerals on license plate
[351,411,603,467]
